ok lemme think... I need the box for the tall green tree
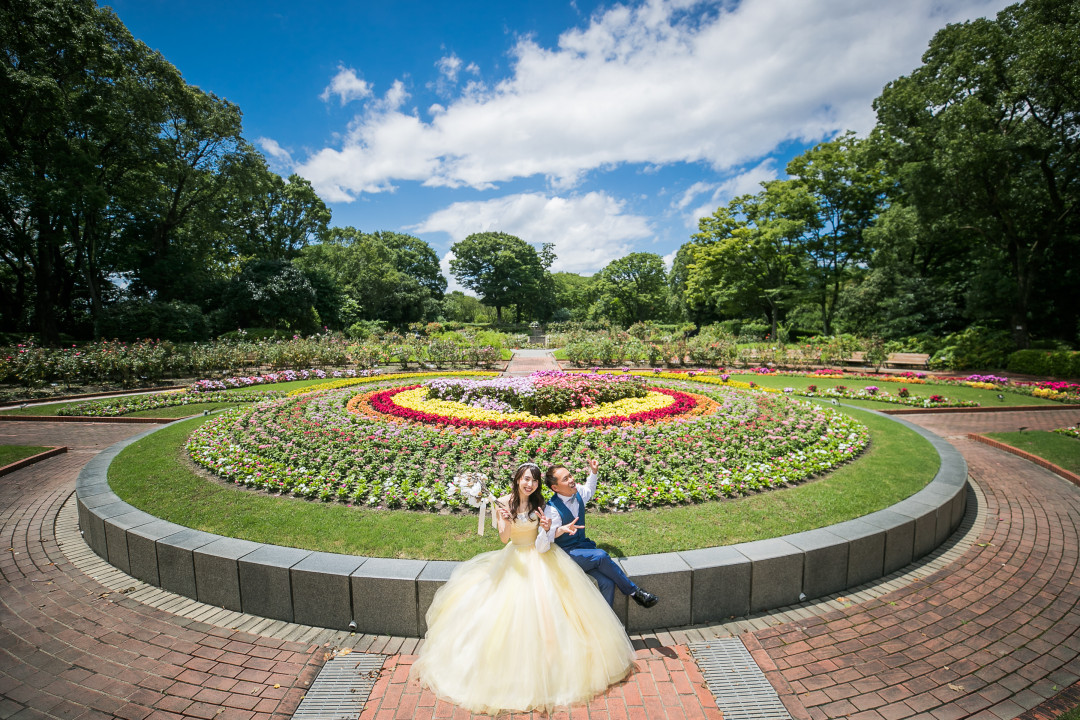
[1,0,181,340]
[685,181,809,338]
[786,132,888,334]
[551,272,597,322]
[872,0,1080,347]
[225,149,331,262]
[449,232,551,322]
[593,253,669,326]
[296,229,445,327]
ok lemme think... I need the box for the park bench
[844,351,930,369]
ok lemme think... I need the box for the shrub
[928,326,1015,370]
[346,320,387,340]
[1007,349,1080,378]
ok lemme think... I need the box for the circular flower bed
[186,371,870,512]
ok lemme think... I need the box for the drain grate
[292,652,386,720]
[688,639,792,720]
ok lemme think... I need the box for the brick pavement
[1,406,1080,719]
[0,421,323,720]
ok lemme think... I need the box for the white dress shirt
[543,473,598,545]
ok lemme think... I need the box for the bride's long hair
[509,463,545,519]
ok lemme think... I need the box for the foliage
[928,326,1016,371]
[685,181,811,338]
[872,0,1080,349]
[449,232,552,322]
[1006,350,1080,379]
[592,253,670,326]
[785,132,887,335]
[99,300,210,342]
[55,390,282,417]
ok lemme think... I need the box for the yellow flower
[391,387,677,422]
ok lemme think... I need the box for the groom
[543,459,659,609]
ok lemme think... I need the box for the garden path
[504,348,560,376]
[0,407,1079,719]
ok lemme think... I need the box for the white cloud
[413,192,653,275]
[320,65,373,106]
[681,159,779,230]
[256,137,293,166]
[296,0,1011,201]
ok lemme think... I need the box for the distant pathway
[504,348,559,375]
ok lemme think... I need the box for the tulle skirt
[410,541,636,714]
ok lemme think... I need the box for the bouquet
[447,472,505,535]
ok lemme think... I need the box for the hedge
[1007,349,1080,378]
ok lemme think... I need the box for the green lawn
[724,374,1057,408]
[984,430,1080,475]
[0,445,52,466]
[108,405,939,560]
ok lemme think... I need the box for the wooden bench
[886,352,930,369]
[843,352,930,369]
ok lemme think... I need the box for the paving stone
[738,538,804,612]
[620,552,691,630]
[238,546,312,622]
[784,528,849,600]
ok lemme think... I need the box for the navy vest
[548,492,595,551]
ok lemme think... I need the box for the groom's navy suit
[545,474,637,607]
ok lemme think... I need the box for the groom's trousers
[567,547,637,607]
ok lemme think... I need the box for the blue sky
[103,0,1010,289]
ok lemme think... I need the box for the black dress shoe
[631,588,659,608]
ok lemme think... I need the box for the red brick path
[357,647,723,720]
[0,421,322,720]
[748,407,1080,720]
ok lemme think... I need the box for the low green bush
[928,326,1015,370]
[1007,349,1080,378]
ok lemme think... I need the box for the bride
[410,462,636,714]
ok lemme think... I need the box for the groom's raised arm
[578,471,599,505]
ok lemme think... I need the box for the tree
[593,253,669,326]
[786,132,888,334]
[223,259,318,332]
[449,232,550,322]
[295,229,446,327]
[872,0,1080,348]
[225,149,331,261]
[1,0,184,340]
[685,181,809,338]
[551,272,597,321]
[442,291,496,323]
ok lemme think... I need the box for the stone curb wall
[76,409,968,637]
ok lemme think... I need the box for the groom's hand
[558,518,583,537]
[587,458,599,475]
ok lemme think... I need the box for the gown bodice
[509,515,539,546]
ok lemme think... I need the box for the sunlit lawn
[0,445,52,466]
[984,430,1080,475]
[108,405,939,560]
